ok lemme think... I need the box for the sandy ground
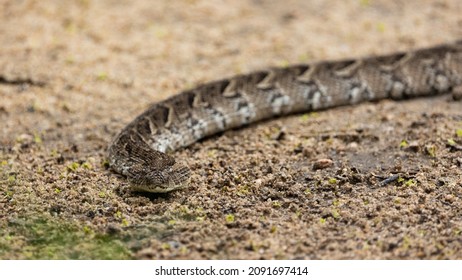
[1,0,462,259]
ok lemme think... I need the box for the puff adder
[108,40,462,192]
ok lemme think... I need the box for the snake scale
[108,40,462,192]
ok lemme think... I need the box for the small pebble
[313,158,333,170]
[406,141,420,153]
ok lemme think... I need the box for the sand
[1,0,461,259]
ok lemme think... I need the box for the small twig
[378,174,400,187]
[0,75,46,87]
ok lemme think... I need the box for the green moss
[272,201,281,208]
[66,161,93,172]
[300,112,318,122]
[33,133,42,144]
[7,175,16,186]
[121,218,129,227]
[447,138,456,146]
[401,236,411,250]
[66,162,80,172]
[456,129,462,138]
[167,205,205,222]
[332,199,340,207]
[278,60,290,67]
[328,178,337,184]
[114,211,122,219]
[81,162,92,169]
[425,145,436,157]
[270,225,277,233]
[297,53,311,63]
[36,166,44,175]
[404,179,416,187]
[236,184,250,196]
[65,56,75,64]
[399,140,408,148]
[82,226,93,235]
[206,149,217,157]
[331,209,340,219]
[376,22,386,32]
[4,190,14,199]
[96,72,108,81]
[225,214,235,223]
[0,217,131,259]
[179,246,188,255]
[293,210,301,219]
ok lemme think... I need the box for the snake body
[108,41,462,192]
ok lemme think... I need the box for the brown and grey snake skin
[108,40,462,193]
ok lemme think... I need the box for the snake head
[128,163,191,193]
[108,133,192,193]
[128,162,191,193]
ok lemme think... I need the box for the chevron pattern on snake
[108,40,462,192]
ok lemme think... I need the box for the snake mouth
[129,181,189,193]
[129,178,190,193]
[128,163,191,193]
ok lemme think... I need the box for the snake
[108,40,462,192]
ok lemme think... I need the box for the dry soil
[1,0,462,259]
